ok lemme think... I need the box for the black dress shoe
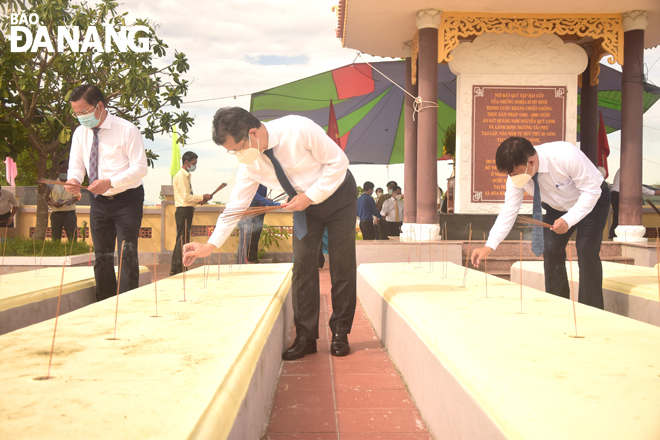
[331,333,350,357]
[282,336,317,360]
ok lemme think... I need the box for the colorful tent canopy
[250,61,660,165]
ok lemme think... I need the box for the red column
[619,29,645,227]
[416,27,438,224]
[404,55,418,223]
[580,57,599,165]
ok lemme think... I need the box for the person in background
[608,169,660,239]
[373,187,384,237]
[357,181,381,240]
[0,184,19,227]
[171,151,214,275]
[46,160,80,242]
[380,186,403,237]
[237,184,280,264]
[377,181,398,240]
[65,84,148,302]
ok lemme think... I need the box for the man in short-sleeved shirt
[0,186,18,227]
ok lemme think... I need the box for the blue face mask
[59,173,68,181]
[77,104,100,128]
[187,164,196,172]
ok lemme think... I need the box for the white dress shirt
[611,169,656,195]
[0,189,18,215]
[208,115,349,248]
[68,112,148,196]
[485,141,603,251]
[380,197,403,222]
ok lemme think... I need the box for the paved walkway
[264,267,433,440]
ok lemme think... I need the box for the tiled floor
[263,267,433,440]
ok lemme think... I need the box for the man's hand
[550,218,569,234]
[471,246,493,268]
[374,218,379,226]
[203,193,212,202]
[64,178,81,194]
[87,178,112,195]
[53,202,65,208]
[284,193,313,212]
[183,242,217,267]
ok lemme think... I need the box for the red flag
[598,111,610,178]
[327,100,342,149]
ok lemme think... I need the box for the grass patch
[0,237,92,257]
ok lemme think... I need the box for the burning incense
[515,216,553,229]
[222,205,281,224]
[38,178,88,189]
[112,241,125,340]
[461,224,472,287]
[211,182,227,197]
[46,262,67,379]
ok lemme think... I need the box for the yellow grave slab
[0,264,293,440]
[358,262,660,439]
[0,266,151,334]
[511,261,660,326]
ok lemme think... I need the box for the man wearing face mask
[377,181,398,240]
[380,186,404,237]
[471,137,610,309]
[65,84,148,302]
[46,160,80,242]
[183,107,357,359]
[170,151,213,275]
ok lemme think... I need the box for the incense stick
[518,232,523,314]
[444,222,448,279]
[646,199,660,217]
[222,205,281,224]
[515,216,553,228]
[38,178,88,189]
[657,228,659,316]
[112,241,125,340]
[461,224,472,287]
[32,233,37,276]
[68,233,75,270]
[46,262,67,379]
[484,232,488,298]
[153,244,159,317]
[217,245,221,280]
[568,244,579,338]
[38,238,47,276]
[181,235,186,301]
[624,230,627,271]
[211,182,227,197]
[0,226,7,282]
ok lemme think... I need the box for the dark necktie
[263,148,307,240]
[532,174,544,256]
[89,128,100,198]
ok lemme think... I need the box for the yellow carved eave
[439,12,624,69]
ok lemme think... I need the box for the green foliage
[0,0,192,238]
[0,236,92,256]
[356,185,363,198]
[257,224,291,259]
[442,122,456,159]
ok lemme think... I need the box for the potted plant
[258,224,290,262]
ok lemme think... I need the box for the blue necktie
[89,128,100,198]
[532,174,544,256]
[263,149,307,240]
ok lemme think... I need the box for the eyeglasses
[226,137,248,155]
[71,103,97,118]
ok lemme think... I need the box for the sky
[106,1,660,204]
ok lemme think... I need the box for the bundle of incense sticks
[646,199,660,217]
[37,178,87,189]
[515,216,553,229]
[222,205,282,223]
[272,192,288,203]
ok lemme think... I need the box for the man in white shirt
[380,186,404,237]
[0,185,19,227]
[471,137,610,309]
[183,107,357,359]
[170,151,212,275]
[65,85,148,302]
[46,160,80,242]
[608,169,660,239]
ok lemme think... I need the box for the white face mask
[510,161,533,188]
[395,194,402,200]
[235,134,261,165]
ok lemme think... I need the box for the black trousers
[171,206,195,275]
[379,219,389,240]
[543,182,610,309]
[50,211,77,242]
[237,213,265,263]
[292,171,357,340]
[359,219,375,240]
[0,211,13,227]
[609,191,619,239]
[89,186,144,302]
[388,221,402,237]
